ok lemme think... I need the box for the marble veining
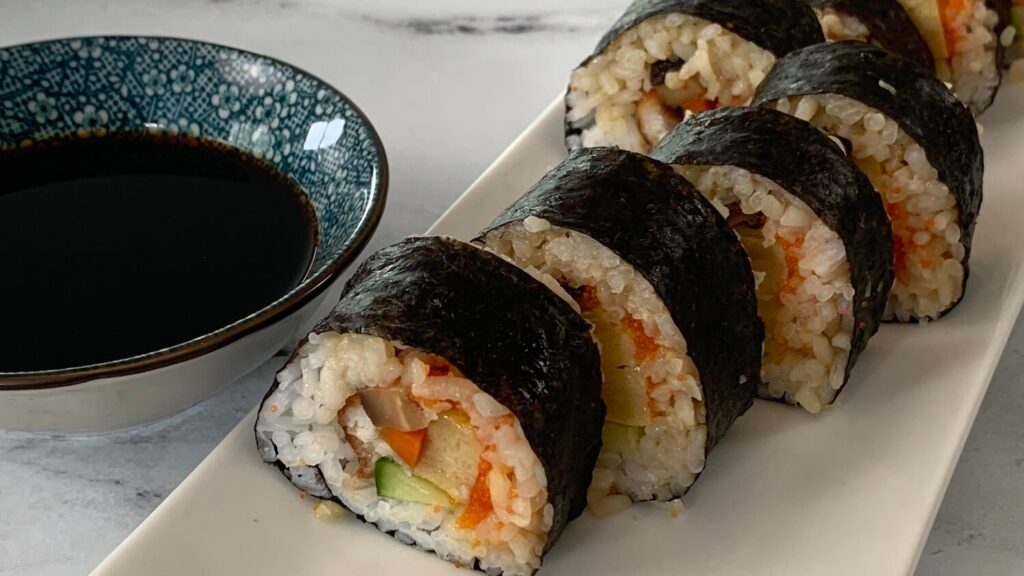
[360,13,612,36]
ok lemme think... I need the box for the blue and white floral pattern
[0,36,386,282]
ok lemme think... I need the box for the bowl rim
[0,34,388,391]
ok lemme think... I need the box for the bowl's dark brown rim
[0,35,389,391]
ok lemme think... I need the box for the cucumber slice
[602,422,644,453]
[374,457,453,507]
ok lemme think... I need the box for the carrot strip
[379,428,426,467]
[940,0,970,53]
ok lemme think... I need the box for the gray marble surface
[0,1,1021,574]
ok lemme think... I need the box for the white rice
[814,7,871,43]
[770,93,966,322]
[566,13,776,153]
[255,332,551,576]
[480,217,707,505]
[675,165,855,413]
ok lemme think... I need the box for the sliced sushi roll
[897,0,1011,112]
[651,107,893,413]
[808,0,935,70]
[753,41,983,322]
[564,0,824,153]
[476,148,762,508]
[255,237,604,576]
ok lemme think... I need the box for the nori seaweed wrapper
[256,236,604,566]
[650,107,893,397]
[591,0,825,58]
[752,40,983,318]
[806,0,934,70]
[476,147,763,459]
[565,0,825,147]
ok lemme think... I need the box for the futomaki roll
[896,0,1011,112]
[754,41,983,322]
[564,0,824,153]
[255,237,604,576]
[476,148,762,510]
[651,107,893,413]
[808,0,935,70]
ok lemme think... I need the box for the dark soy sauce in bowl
[0,134,318,373]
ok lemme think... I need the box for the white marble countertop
[0,1,1021,574]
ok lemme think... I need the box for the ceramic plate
[92,86,1024,576]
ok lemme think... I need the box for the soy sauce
[0,133,318,372]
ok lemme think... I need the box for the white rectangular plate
[93,88,1024,576]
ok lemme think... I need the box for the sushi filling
[814,8,871,43]
[256,332,552,576]
[566,13,775,153]
[677,165,855,413]
[481,217,707,511]
[944,0,1001,110]
[770,94,966,321]
[901,0,1001,109]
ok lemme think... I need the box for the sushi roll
[651,107,893,413]
[808,0,935,70]
[255,237,604,576]
[896,0,1011,112]
[476,148,763,508]
[753,41,983,322]
[564,0,824,153]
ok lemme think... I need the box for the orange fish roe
[684,98,716,114]
[621,315,659,362]
[456,459,494,529]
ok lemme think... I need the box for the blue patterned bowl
[0,36,387,432]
